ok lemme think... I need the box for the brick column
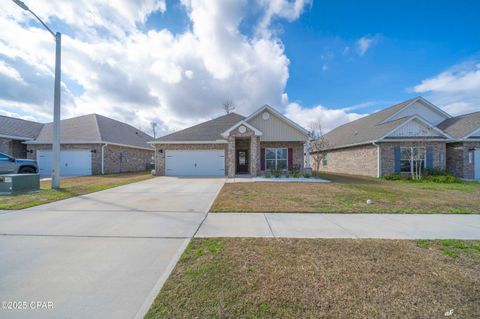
[227,136,236,177]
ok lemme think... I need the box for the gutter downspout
[372,141,381,178]
[101,144,107,175]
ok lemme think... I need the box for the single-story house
[0,115,44,158]
[24,114,154,176]
[312,97,480,180]
[150,105,310,177]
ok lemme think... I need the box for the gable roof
[379,96,451,124]
[319,97,451,149]
[244,104,310,136]
[221,120,263,138]
[0,115,44,140]
[28,114,153,149]
[153,113,245,143]
[437,111,480,139]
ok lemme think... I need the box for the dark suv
[0,152,38,174]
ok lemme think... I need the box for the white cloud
[0,0,315,136]
[356,34,379,56]
[0,60,25,84]
[413,60,480,115]
[257,0,312,37]
[1,0,366,138]
[285,102,365,133]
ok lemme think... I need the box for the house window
[322,152,328,166]
[265,148,287,170]
[400,147,426,172]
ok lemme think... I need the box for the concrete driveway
[0,177,226,319]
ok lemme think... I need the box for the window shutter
[260,148,265,170]
[426,146,433,168]
[394,146,401,173]
[288,148,293,168]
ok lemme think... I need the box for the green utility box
[0,174,40,195]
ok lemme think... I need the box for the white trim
[265,147,288,171]
[464,127,480,139]
[0,134,34,141]
[244,104,310,137]
[372,142,381,178]
[399,146,427,173]
[380,97,451,124]
[24,140,154,151]
[220,120,263,138]
[149,140,228,144]
[378,115,454,140]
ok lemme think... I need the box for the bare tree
[410,127,431,180]
[222,100,235,114]
[309,119,330,176]
[151,121,158,139]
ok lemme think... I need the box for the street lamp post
[12,0,62,189]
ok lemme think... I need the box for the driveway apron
[0,177,225,319]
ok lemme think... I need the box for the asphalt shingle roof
[155,112,245,142]
[34,114,152,149]
[319,98,418,149]
[438,111,480,139]
[0,115,44,139]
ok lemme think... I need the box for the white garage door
[37,149,92,177]
[165,150,225,176]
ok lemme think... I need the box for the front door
[236,150,249,174]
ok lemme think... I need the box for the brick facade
[0,138,28,158]
[380,141,446,176]
[27,143,153,175]
[260,141,304,173]
[313,144,378,177]
[226,126,260,177]
[153,143,228,176]
[102,145,153,174]
[312,142,448,178]
[446,142,480,179]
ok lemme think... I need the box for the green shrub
[264,173,271,178]
[428,175,460,183]
[303,173,311,178]
[424,168,449,176]
[293,173,301,178]
[383,173,401,180]
[273,171,281,178]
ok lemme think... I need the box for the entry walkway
[196,213,480,239]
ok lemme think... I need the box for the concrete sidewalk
[196,213,480,239]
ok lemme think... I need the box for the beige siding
[248,110,307,142]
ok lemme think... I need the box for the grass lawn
[146,238,480,319]
[211,173,480,213]
[0,172,153,210]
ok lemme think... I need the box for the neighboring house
[313,97,463,178]
[0,115,44,158]
[24,114,154,177]
[438,112,480,180]
[150,105,310,177]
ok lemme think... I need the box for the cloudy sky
[1,0,479,137]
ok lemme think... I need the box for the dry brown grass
[0,172,153,209]
[211,173,480,213]
[146,238,480,319]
